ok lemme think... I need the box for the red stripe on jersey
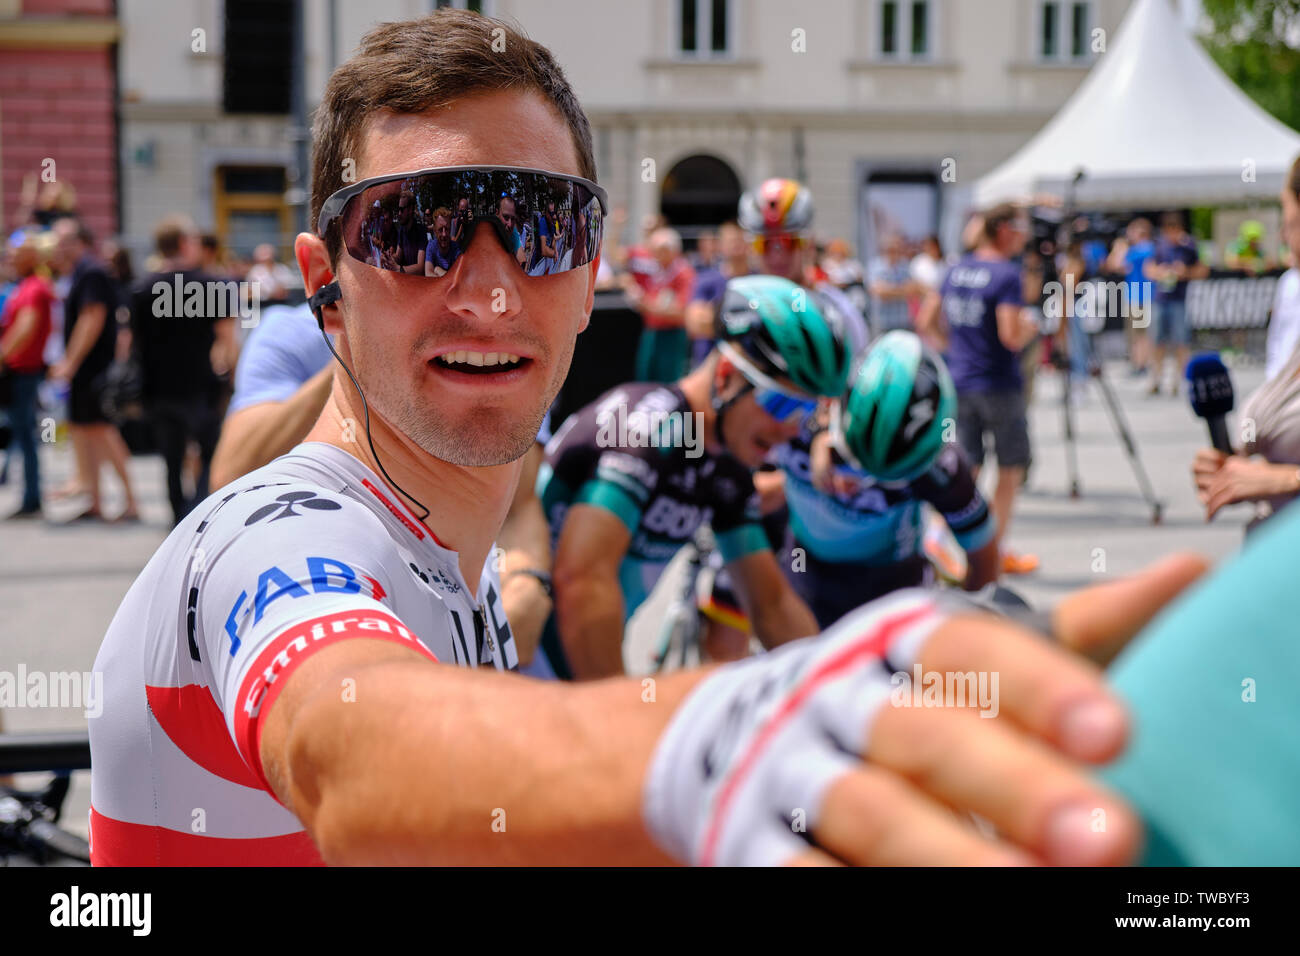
[89,806,325,866]
[233,609,438,791]
[699,603,937,867]
[145,683,263,790]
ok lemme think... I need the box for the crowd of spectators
[0,189,305,525]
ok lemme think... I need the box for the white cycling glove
[642,589,947,867]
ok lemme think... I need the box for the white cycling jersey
[88,441,517,865]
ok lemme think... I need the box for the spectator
[909,235,947,295]
[1145,212,1209,396]
[129,215,236,526]
[1225,220,1274,275]
[0,231,56,518]
[1105,217,1156,377]
[1193,156,1300,530]
[868,234,921,335]
[381,191,427,273]
[691,229,719,271]
[916,204,1040,575]
[48,219,140,522]
[424,207,462,276]
[821,238,865,289]
[684,221,752,367]
[622,226,695,383]
[528,199,559,273]
[198,233,228,276]
[245,242,297,304]
[1057,250,1091,396]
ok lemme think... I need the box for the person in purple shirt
[683,221,752,368]
[1144,211,1209,396]
[423,206,462,276]
[917,204,1040,575]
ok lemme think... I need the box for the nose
[439,223,523,323]
[771,415,802,442]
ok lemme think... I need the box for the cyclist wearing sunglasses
[695,179,870,645]
[772,331,1001,630]
[90,8,1163,868]
[530,275,849,679]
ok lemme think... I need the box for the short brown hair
[311,8,597,263]
[154,215,196,258]
[1287,154,1300,202]
[982,203,1020,241]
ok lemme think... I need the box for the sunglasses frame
[717,341,818,423]
[316,163,609,249]
[751,233,809,255]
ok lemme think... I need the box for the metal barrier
[0,733,91,774]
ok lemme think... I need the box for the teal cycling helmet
[714,274,851,398]
[833,330,956,482]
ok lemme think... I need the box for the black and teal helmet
[832,330,956,482]
[714,274,851,398]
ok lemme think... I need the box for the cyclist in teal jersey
[773,331,1001,628]
[532,275,851,680]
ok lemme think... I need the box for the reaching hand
[644,555,1206,866]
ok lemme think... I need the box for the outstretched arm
[552,503,633,679]
[257,552,1211,866]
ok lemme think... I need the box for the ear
[714,353,737,391]
[295,232,341,333]
[579,253,598,334]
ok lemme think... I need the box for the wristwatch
[506,568,553,600]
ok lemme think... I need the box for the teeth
[437,351,523,367]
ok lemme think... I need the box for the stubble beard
[358,337,572,468]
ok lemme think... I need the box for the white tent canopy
[973,0,1300,210]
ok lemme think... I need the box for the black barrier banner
[1186,275,1279,330]
[1039,274,1283,335]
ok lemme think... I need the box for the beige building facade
[117,0,1146,261]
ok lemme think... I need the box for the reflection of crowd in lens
[353,174,604,280]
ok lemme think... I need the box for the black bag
[95,356,145,424]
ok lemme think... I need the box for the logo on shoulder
[246,490,342,525]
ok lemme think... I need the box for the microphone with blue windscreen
[1184,352,1235,454]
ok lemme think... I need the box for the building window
[215,166,292,259]
[879,0,932,60]
[1039,1,1092,61]
[435,0,489,13]
[678,0,731,57]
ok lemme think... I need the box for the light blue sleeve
[227,303,334,415]
[1098,502,1300,865]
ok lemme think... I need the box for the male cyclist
[693,179,869,645]
[774,330,1001,629]
[89,8,1171,867]
[535,274,850,678]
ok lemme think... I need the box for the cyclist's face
[759,237,804,282]
[716,364,806,468]
[300,89,597,467]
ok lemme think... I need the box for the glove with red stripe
[642,589,944,867]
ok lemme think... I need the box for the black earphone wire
[309,284,432,522]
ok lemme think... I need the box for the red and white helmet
[737,178,815,235]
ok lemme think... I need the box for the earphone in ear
[307,280,342,330]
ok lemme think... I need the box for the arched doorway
[660,154,742,238]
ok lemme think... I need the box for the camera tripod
[1056,331,1163,525]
